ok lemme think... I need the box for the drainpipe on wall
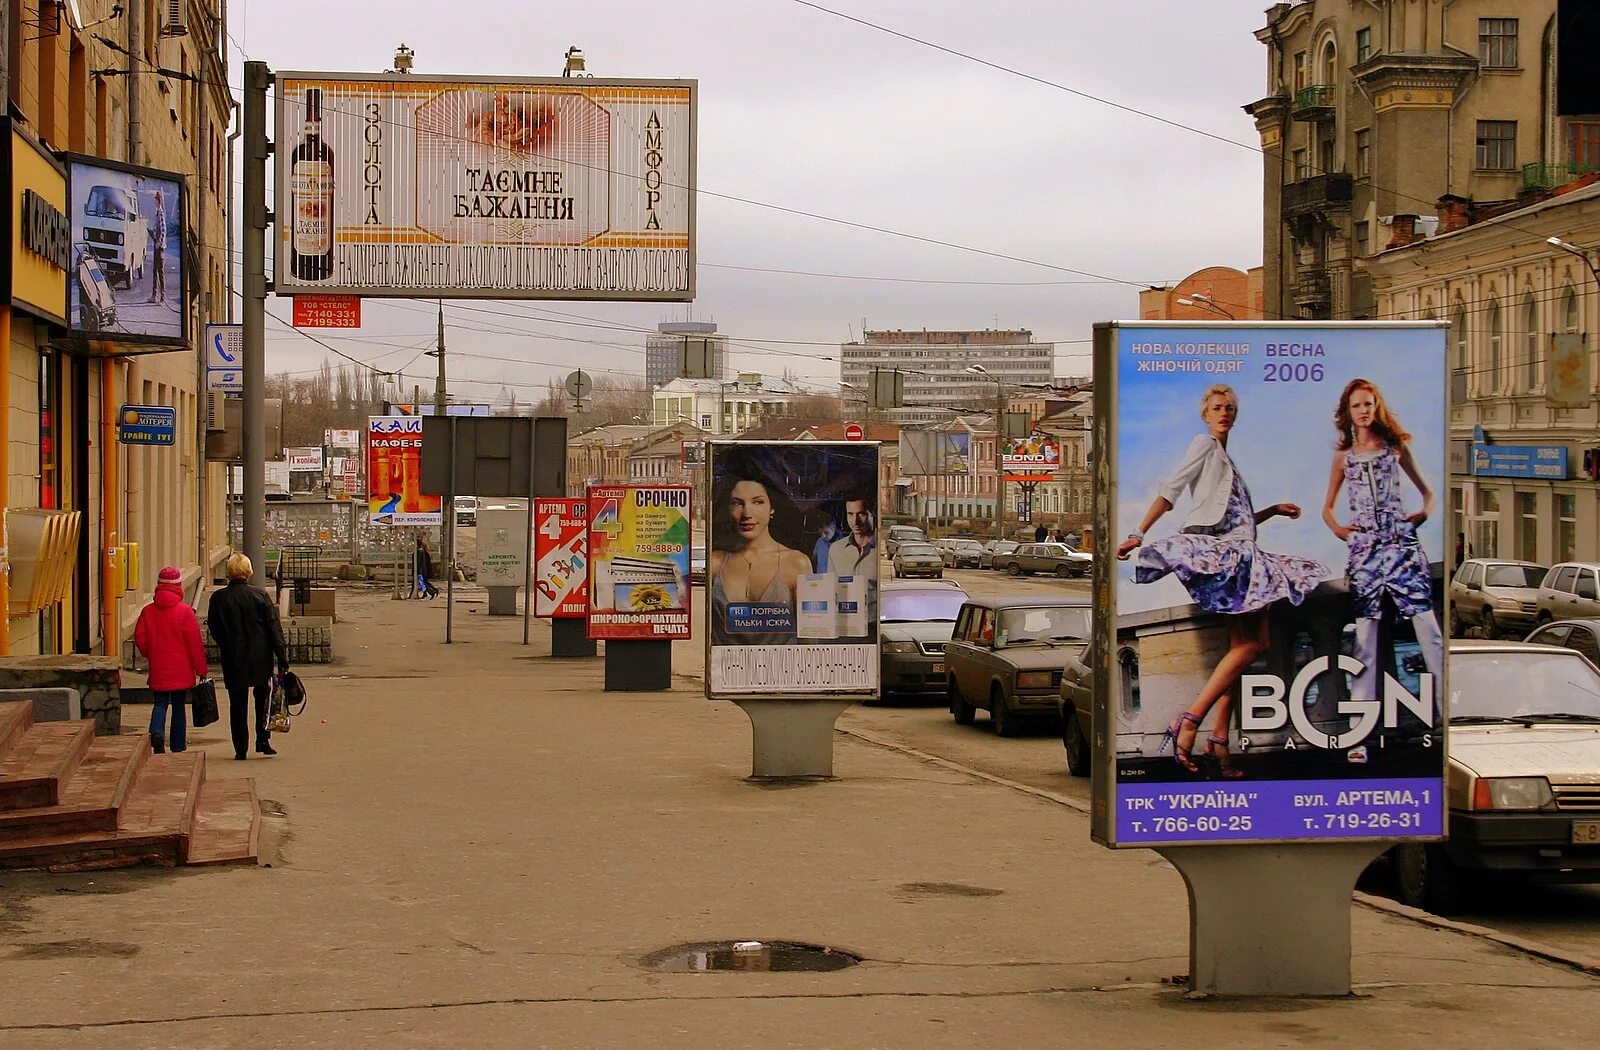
[127,0,141,163]
[0,306,12,655]
[100,360,119,657]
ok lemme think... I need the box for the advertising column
[534,498,590,618]
[705,442,881,699]
[1091,322,1448,848]
[366,416,442,525]
[585,485,692,640]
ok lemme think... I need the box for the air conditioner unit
[206,391,227,432]
[161,0,189,36]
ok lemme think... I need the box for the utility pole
[433,302,453,581]
[242,61,270,584]
[994,380,1007,540]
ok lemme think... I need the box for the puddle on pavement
[640,940,861,972]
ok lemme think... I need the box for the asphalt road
[847,564,1600,966]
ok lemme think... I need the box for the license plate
[1573,821,1600,844]
[931,662,943,674]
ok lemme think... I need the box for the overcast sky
[230,1,1271,404]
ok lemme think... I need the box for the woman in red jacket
[134,566,208,754]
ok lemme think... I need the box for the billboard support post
[242,61,270,584]
[732,699,852,780]
[1158,843,1386,996]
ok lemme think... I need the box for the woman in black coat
[206,553,290,759]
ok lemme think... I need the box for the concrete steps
[0,700,260,872]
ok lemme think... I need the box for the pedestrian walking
[133,566,207,755]
[147,188,167,304]
[1034,523,1048,543]
[206,554,290,760]
[415,537,440,599]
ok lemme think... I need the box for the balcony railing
[1522,162,1600,192]
[1292,84,1336,121]
[1283,172,1354,217]
[1292,267,1332,306]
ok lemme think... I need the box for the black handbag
[190,678,220,728]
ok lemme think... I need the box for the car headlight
[111,231,123,245]
[882,641,918,654]
[1495,597,1523,609]
[1471,776,1554,811]
[1016,671,1054,689]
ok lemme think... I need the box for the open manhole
[640,940,861,973]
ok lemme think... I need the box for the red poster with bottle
[534,498,589,619]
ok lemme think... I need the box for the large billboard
[706,441,880,698]
[366,416,442,525]
[898,429,971,475]
[1001,432,1061,473]
[534,497,589,618]
[65,155,186,344]
[274,72,696,301]
[585,485,691,639]
[1092,322,1448,848]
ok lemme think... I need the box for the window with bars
[1476,120,1517,170]
[1479,18,1518,68]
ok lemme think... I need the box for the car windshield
[1484,564,1545,587]
[1037,543,1079,555]
[881,589,967,623]
[84,186,127,219]
[991,542,1017,553]
[898,544,937,556]
[1450,649,1600,722]
[953,541,982,550]
[996,606,1090,647]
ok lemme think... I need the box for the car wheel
[991,686,1020,737]
[1062,705,1090,777]
[1006,562,1022,576]
[949,681,975,726]
[1480,609,1498,638]
[1395,842,1470,915]
[1056,564,1073,579]
[1448,607,1463,637]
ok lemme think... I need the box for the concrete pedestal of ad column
[603,639,671,690]
[730,698,853,781]
[486,587,518,616]
[551,618,597,658]
[1158,841,1388,997]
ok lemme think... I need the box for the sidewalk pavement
[0,586,1593,1048]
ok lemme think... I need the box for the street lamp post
[1178,293,1237,320]
[966,364,1006,539]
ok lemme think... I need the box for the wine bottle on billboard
[289,87,335,282]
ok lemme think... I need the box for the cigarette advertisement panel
[366,416,442,525]
[275,72,696,301]
[706,441,880,698]
[65,155,186,345]
[534,497,589,618]
[1092,322,1448,848]
[585,485,691,639]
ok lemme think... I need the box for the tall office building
[645,321,728,387]
[839,330,1055,422]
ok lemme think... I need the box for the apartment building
[644,320,727,388]
[839,329,1055,424]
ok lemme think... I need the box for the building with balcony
[1365,178,1600,564]
[1245,2,1598,320]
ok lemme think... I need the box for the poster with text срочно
[274,73,695,301]
[534,498,589,618]
[706,441,880,699]
[366,416,442,526]
[1090,322,1448,848]
[585,486,691,640]
[65,155,186,345]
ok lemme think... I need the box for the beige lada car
[1394,640,1600,914]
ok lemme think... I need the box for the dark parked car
[1393,641,1600,913]
[892,542,944,579]
[1057,641,1096,777]
[1523,619,1600,670]
[1448,558,1544,637]
[942,539,985,569]
[878,580,968,699]
[979,540,1018,569]
[885,525,926,558]
[945,596,1092,736]
[995,542,1093,578]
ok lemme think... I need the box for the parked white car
[1394,640,1600,913]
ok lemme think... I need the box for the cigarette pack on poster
[796,575,836,639]
[836,575,868,637]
